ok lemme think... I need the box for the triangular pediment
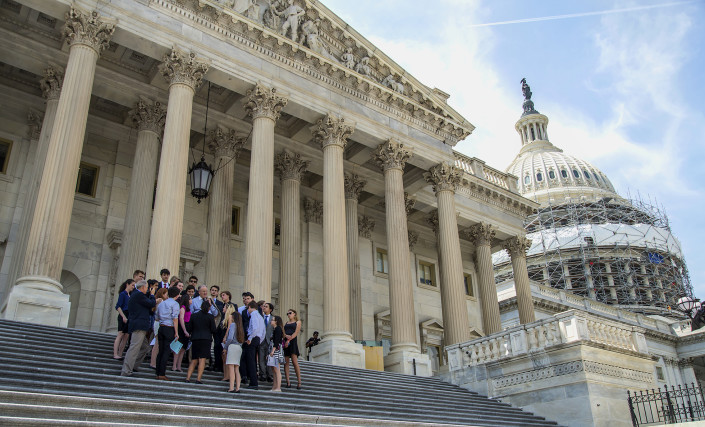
[165,0,474,145]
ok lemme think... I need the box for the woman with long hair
[283,309,303,389]
[149,287,169,369]
[223,310,244,392]
[185,300,216,384]
[218,303,237,381]
[172,293,191,372]
[269,315,284,392]
[113,279,135,359]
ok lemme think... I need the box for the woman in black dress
[185,299,216,384]
[172,293,190,372]
[283,309,303,389]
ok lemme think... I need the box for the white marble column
[146,49,208,279]
[5,9,114,326]
[115,98,165,295]
[425,162,472,345]
[467,223,501,335]
[206,127,245,290]
[243,84,287,303]
[344,173,365,341]
[275,150,308,315]
[373,139,431,375]
[309,114,364,368]
[6,65,63,300]
[503,236,536,325]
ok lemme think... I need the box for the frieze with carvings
[152,0,472,145]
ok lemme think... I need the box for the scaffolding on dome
[494,195,692,315]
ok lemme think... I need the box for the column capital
[424,162,462,194]
[312,114,354,149]
[344,173,366,200]
[62,7,115,53]
[373,139,412,172]
[303,197,323,223]
[160,48,209,90]
[408,230,419,250]
[129,97,167,134]
[209,126,246,159]
[426,210,439,235]
[503,235,533,257]
[27,109,43,140]
[275,150,309,182]
[40,64,63,101]
[245,83,288,121]
[466,223,495,247]
[358,215,375,238]
[404,192,416,215]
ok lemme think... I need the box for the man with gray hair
[121,279,156,376]
[191,284,219,317]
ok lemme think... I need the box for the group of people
[114,269,305,392]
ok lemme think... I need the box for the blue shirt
[191,296,218,317]
[247,310,266,342]
[156,298,180,326]
[115,290,130,312]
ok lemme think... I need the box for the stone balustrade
[447,309,649,371]
[453,151,519,193]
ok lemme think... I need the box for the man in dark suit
[157,268,170,288]
[121,280,156,376]
[238,292,261,383]
[258,302,274,382]
[210,285,225,372]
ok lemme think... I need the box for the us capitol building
[0,1,702,425]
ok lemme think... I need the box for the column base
[384,348,433,376]
[309,336,365,369]
[3,276,70,327]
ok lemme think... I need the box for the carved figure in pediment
[278,0,305,41]
[263,0,285,30]
[354,56,371,76]
[245,0,261,21]
[341,48,355,69]
[382,74,405,95]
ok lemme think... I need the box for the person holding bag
[268,315,284,392]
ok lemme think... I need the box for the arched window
[548,170,556,180]
[584,170,591,179]
[536,172,543,182]
[572,169,580,178]
[524,175,530,185]
[560,169,568,178]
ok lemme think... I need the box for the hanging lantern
[188,155,214,204]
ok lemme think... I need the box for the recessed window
[0,138,11,174]
[464,273,474,297]
[231,206,240,235]
[536,172,543,182]
[560,169,568,179]
[76,162,99,197]
[524,175,530,185]
[572,169,580,179]
[548,170,556,180]
[375,248,388,274]
[656,366,665,381]
[419,261,436,287]
[584,170,591,179]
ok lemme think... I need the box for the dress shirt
[246,310,265,342]
[191,296,219,316]
[158,281,169,288]
[156,298,180,326]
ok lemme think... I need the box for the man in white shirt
[243,301,265,389]
[258,302,275,382]
[158,268,170,288]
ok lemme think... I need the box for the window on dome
[584,170,591,179]
[548,170,556,180]
[530,128,535,141]
[524,175,530,185]
[572,169,580,178]
[560,169,568,178]
[536,172,543,182]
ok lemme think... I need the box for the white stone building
[0,0,543,375]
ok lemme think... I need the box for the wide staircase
[0,319,558,426]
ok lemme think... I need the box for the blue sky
[323,0,705,298]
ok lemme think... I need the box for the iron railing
[627,382,705,426]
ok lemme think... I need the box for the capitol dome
[506,80,620,206]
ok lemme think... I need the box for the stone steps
[0,319,559,426]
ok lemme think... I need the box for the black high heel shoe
[286,382,291,388]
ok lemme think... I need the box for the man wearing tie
[158,268,170,288]
[258,302,274,382]
[243,301,265,389]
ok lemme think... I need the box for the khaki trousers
[121,329,151,376]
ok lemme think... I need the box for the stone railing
[453,151,519,193]
[446,310,649,371]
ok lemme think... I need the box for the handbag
[282,338,290,349]
[169,338,183,354]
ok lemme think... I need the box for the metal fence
[627,383,705,426]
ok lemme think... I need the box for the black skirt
[191,339,212,359]
[117,312,129,334]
